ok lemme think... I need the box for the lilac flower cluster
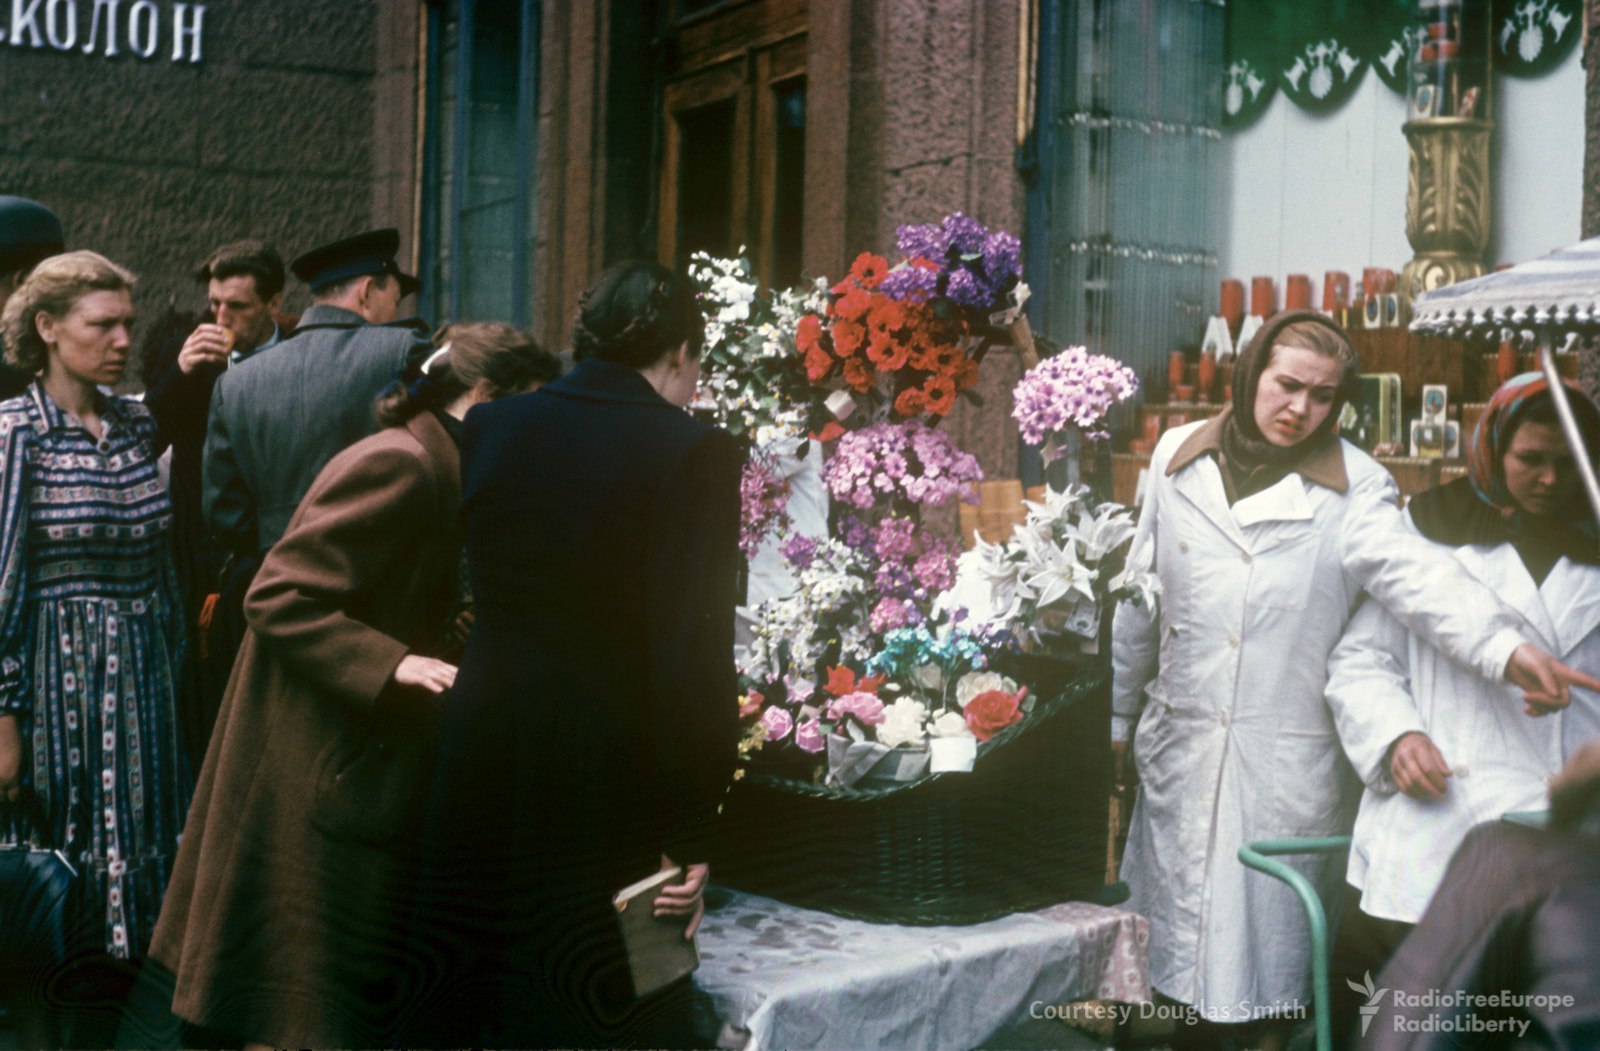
[869,596,920,635]
[823,421,983,511]
[738,456,792,558]
[1011,345,1140,444]
[777,532,818,571]
[878,212,1023,312]
[818,512,961,642]
[871,517,954,601]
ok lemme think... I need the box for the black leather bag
[0,789,79,983]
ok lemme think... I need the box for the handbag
[0,788,79,984]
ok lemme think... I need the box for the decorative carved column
[1400,116,1492,301]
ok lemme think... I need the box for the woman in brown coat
[146,323,558,1048]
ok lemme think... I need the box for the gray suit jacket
[201,303,431,555]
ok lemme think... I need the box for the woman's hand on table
[392,655,458,695]
[654,855,711,939]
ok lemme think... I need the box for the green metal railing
[1238,836,1352,1051]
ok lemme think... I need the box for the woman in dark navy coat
[409,261,742,1047]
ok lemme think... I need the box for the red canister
[1250,276,1275,318]
[1168,350,1187,392]
[1220,279,1245,332]
[1285,274,1312,311]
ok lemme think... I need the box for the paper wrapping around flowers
[824,389,857,422]
[825,735,931,789]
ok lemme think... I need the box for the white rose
[877,698,928,749]
[955,670,1018,709]
[916,661,943,690]
[928,709,975,738]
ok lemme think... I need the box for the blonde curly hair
[0,251,136,373]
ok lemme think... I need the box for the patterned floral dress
[0,382,189,959]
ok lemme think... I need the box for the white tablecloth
[692,888,1151,1050]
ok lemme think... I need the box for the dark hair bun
[572,260,704,368]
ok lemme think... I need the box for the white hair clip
[422,343,452,374]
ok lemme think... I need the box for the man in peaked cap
[201,227,430,618]
[0,195,66,398]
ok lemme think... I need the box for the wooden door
[658,0,808,287]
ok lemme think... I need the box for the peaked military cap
[0,196,65,268]
[290,227,420,298]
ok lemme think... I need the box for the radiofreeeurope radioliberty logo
[1348,972,1389,1037]
[1346,971,1570,1039]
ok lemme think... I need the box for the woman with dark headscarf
[410,261,742,1048]
[1325,374,1600,1047]
[1111,313,1599,1050]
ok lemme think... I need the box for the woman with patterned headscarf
[1325,373,1600,1047]
[1112,313,1600,1051]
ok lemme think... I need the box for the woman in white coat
[1324,375,1600,1047]
[1110,312,1597,1050]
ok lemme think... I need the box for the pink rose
[829,691,886,726]
[794,716,825,754]
[759,706,794,742]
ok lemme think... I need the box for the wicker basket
[712,651,1114,925]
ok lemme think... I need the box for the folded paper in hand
[612,866,700,999]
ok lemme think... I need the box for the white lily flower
[1024,541,1097,610]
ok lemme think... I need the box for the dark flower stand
[712,651,1118,925]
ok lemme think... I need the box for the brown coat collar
[403,409,462,507]
[1166,406,1349,494]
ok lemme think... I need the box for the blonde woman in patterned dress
[0,251,188,1044]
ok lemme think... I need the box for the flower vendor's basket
[713,652,1113,925]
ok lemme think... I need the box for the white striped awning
[1410,237,1600,339]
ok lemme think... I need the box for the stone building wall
[832,0,1029,480]
[0,0,419,383]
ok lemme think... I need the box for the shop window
[1027,0,1225,423]
[422,0,541,326]
[658,0,806,287]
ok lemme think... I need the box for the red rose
[965,689,1023,743]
